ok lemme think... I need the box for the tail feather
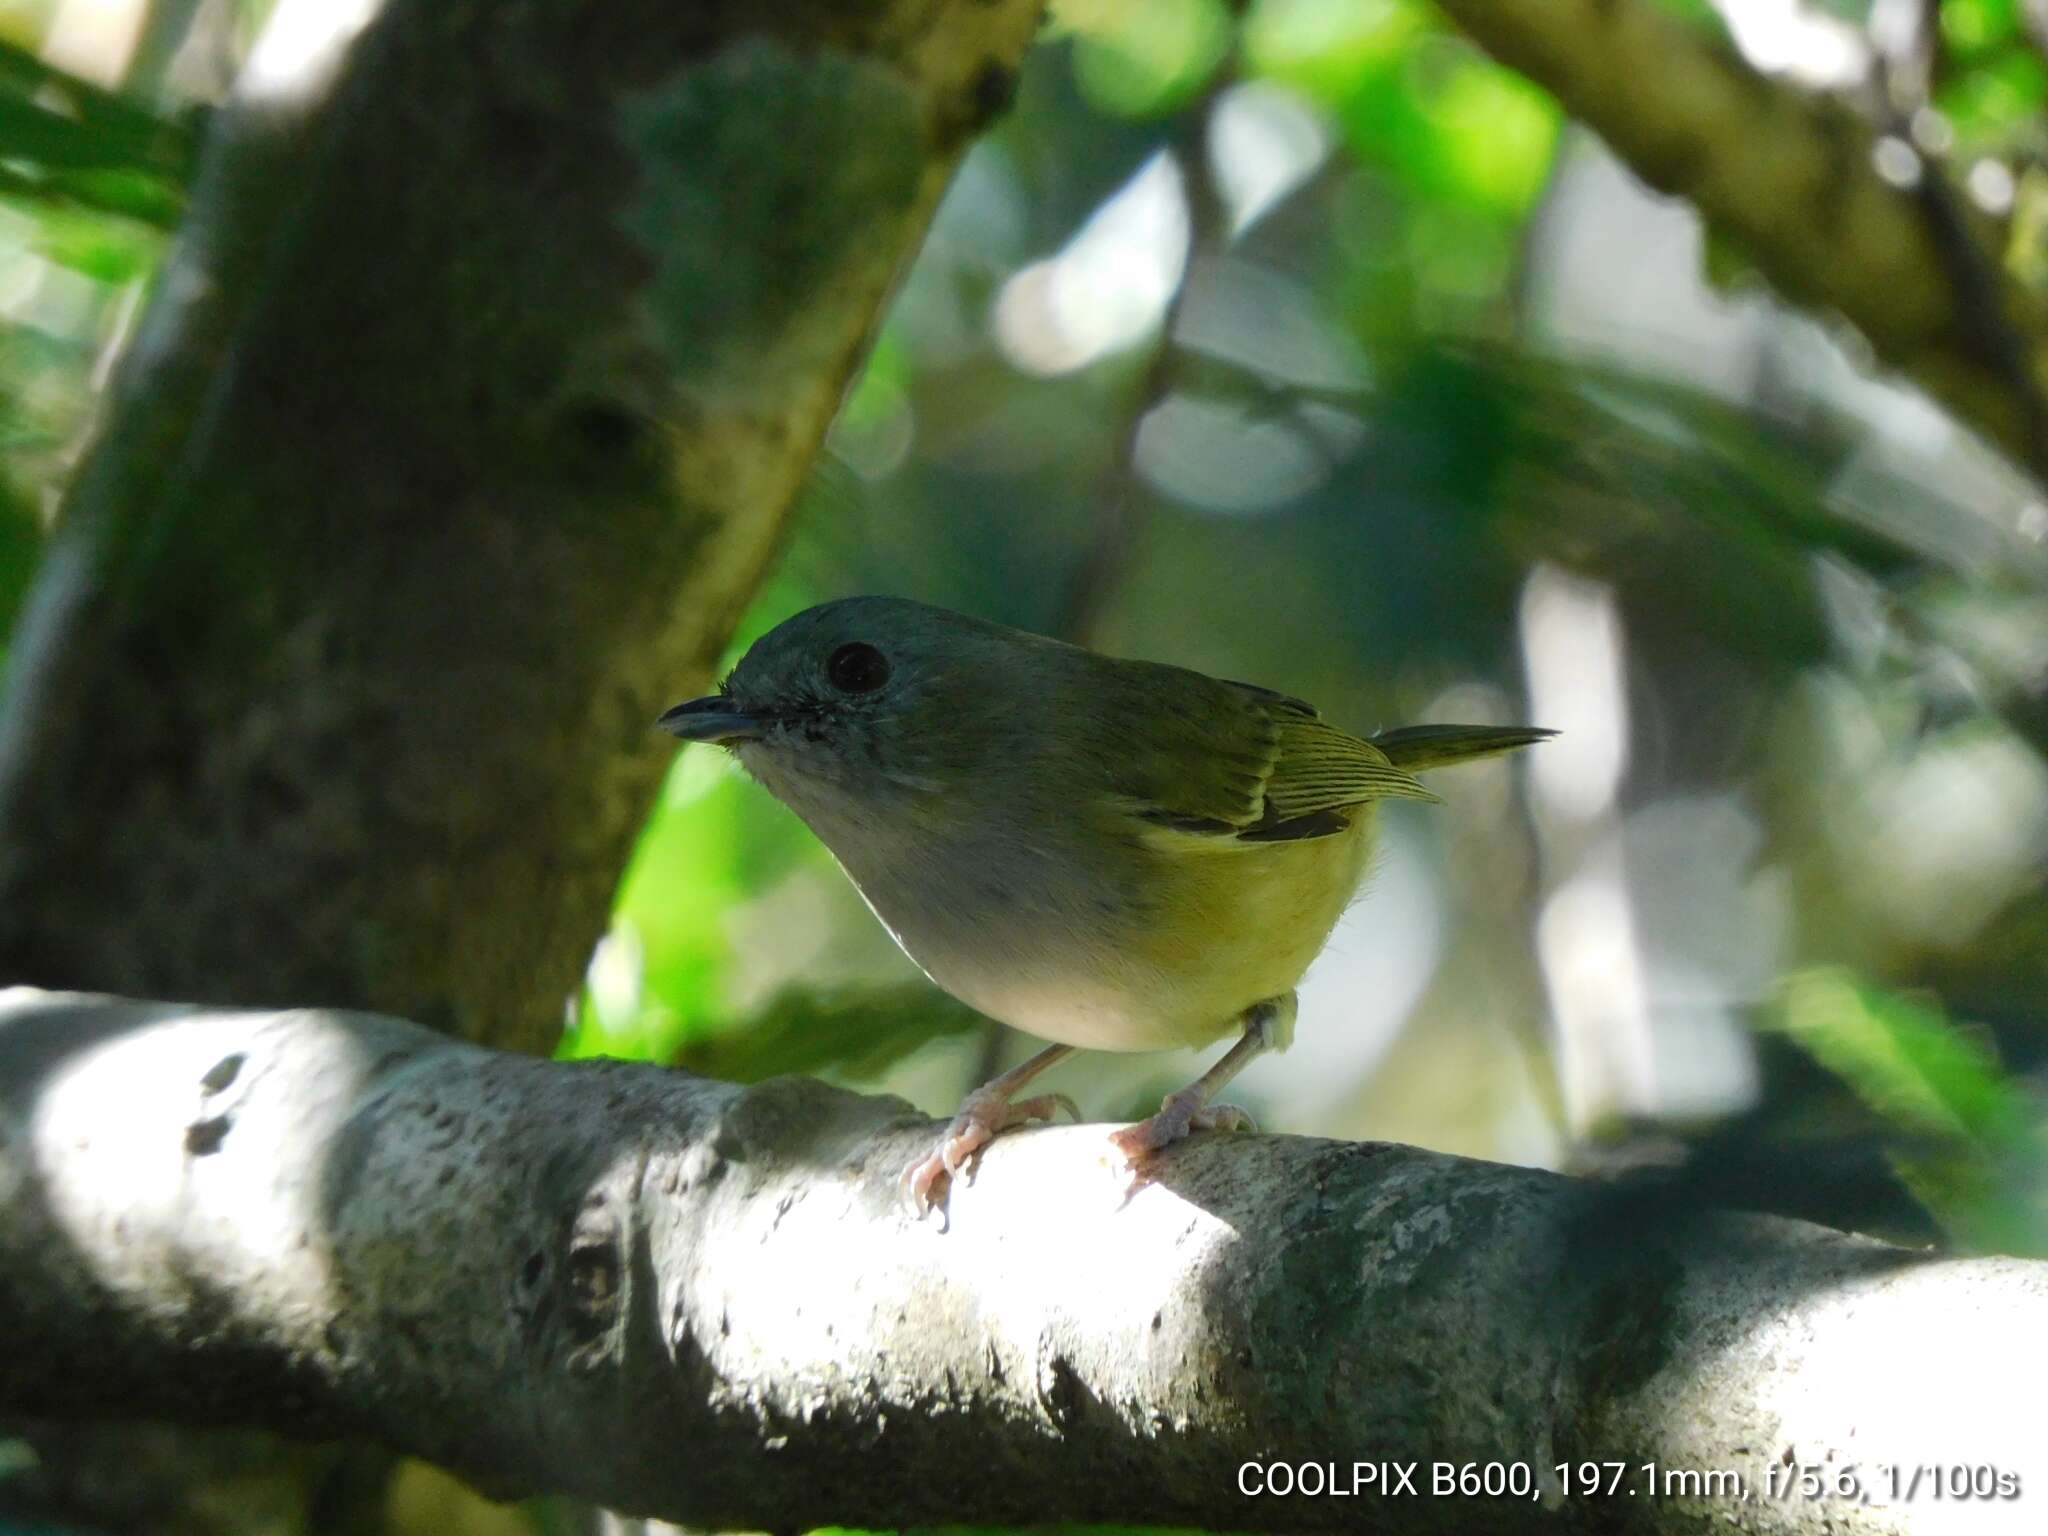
[1370,724,1554,772]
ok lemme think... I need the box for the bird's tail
[1370,724,1555,772]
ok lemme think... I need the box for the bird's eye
[826,641,890,695]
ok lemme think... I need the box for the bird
[658,596,1549,1213]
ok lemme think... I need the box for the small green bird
[659,597,1548,1212]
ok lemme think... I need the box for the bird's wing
[1102,668,1434,843]
[1263,710,1440,821]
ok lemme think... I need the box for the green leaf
[1419,50,1560,217]
[1244,0,1425,101]
[1248,1,1560,222]
[1068,0,1234,120]
[563,756,781,1063]
[1935,45,2046,149]
[1770,968,2047,1254]
[1941,0,2019,57]
[22,197,163,280]
[0,41,192,226]
[671,982,983,1084]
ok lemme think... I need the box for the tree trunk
[0,0,1042,1056]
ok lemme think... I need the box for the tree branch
[1435,0,2048,486]
[6,988,2045,1534]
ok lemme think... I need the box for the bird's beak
[655,696,765,744]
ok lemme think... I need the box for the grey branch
[5,989,2045,1535]
[1434,0,2048,487]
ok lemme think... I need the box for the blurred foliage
[0,331,61,637]
[0,38,192,225]
[1243,0,1559,332]
[1935,0,2048,150]
[0,8,189,651]
[670,983,987,1085]
[1057,0,1234,118]
[1772,968,2048,1254]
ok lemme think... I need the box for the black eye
[826,641,890,694]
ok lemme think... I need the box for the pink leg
[904,1043,1078,1216]
[1108,993,1294,1176]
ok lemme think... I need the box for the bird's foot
[1108,1090,1256,1187]
[903,1087,1080,1219]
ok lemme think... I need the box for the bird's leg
[1109,991,1296,1170]
[904,1042,1080,1216]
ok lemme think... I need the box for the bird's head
[657,597,1038,809]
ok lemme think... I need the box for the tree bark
[1436,0,2048,485]
[0,0,1042,1055]
[6,989,2043,1536]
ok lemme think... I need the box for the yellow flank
[893,804,1379,1056]
[1113,806,1377,1049]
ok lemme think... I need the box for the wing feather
[1369,723,1556,770]
[1094,663,1434,843]
[1264,713,1438,818]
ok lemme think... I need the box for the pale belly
[843,813,1378,1053]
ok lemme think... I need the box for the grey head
[656,597,1072,822]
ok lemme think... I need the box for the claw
[1107,1092,1256,1190]
[1100,997,1283,1191]
[902,1087,1077,1220]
